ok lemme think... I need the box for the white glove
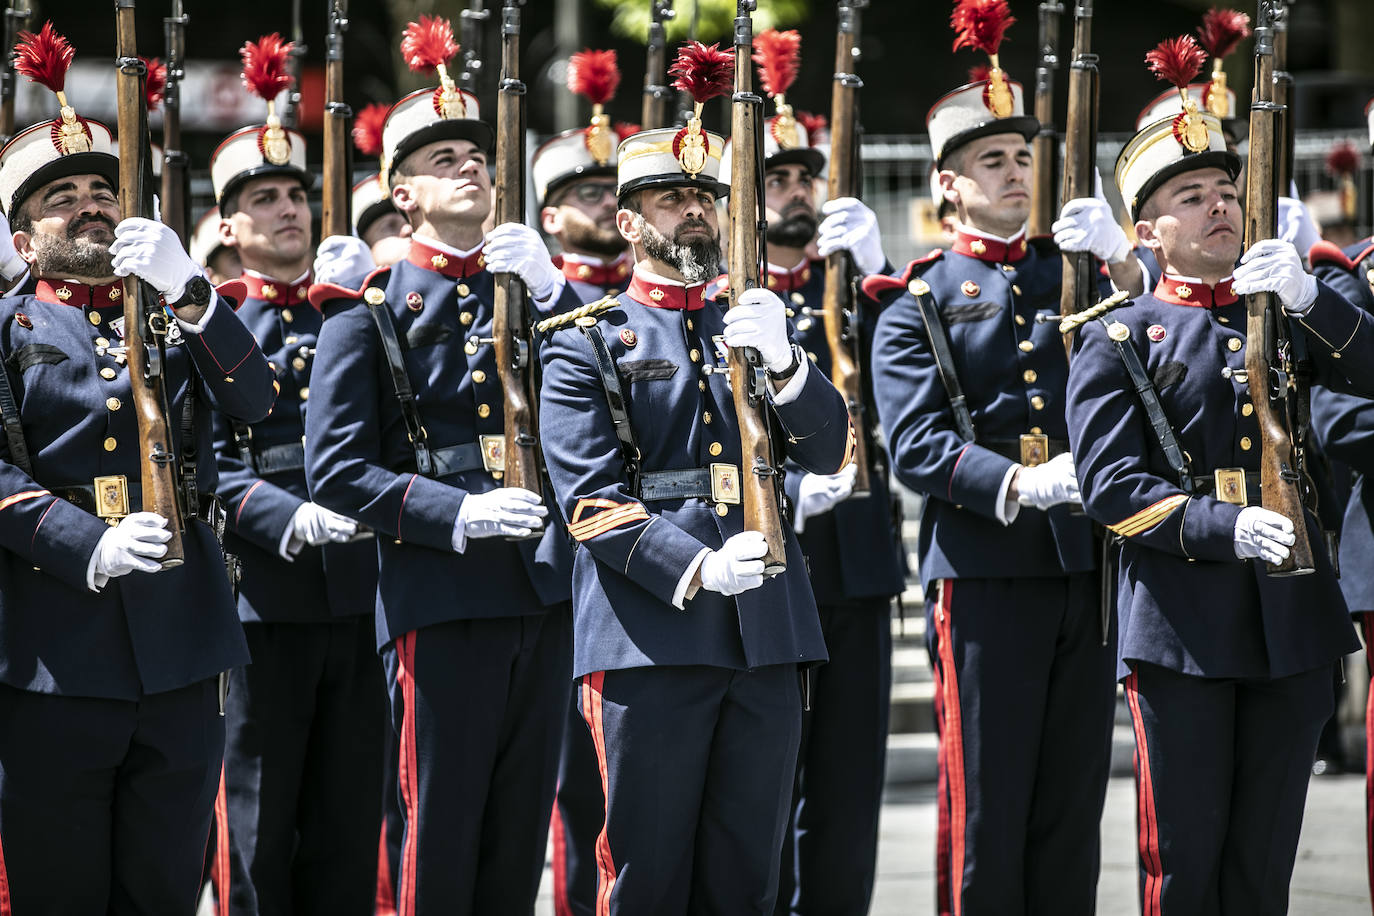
[1232,238,1319,314]
[454,487,548,546]
[314,235,376,286]
[1015,452,1081,510]
[92,512,171,587]
[698,530,768,596]
[1277,196,1321,264]
[723,287,793,373]
[1052,196,1132,264]
[795,464,858,530]
[815,197,885,275]
[109,216,203,302]
[483,222,560,301]
[1233,506,1296,564]
[290,502,359,548]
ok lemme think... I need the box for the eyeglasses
[564,183,618,205]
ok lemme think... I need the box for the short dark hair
[9,200,34,235]
[617,190,644,215]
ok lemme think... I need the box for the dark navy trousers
[551,689,603,916]
[1124,660,1333,916]
[382,610,571,916]
[222,615,387,916]
[774,597,893,916]
[582,663,802,915]
[0,679,224,914]
[929,575,1115,916]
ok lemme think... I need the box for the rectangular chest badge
[710,463,741,505]
[479,435,506,473]
[1215,468,1248,506]
[93,474,129,520]
[1020,433,1049,468]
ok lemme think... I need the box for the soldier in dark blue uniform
[1066,86,1374,912]
[717,102,905,913]
[537,122,852,914]
[529,63,631,916]
[303,56,579,915]
[867,59,1116,913]
[0,42,273,911]
[204,68,386,915]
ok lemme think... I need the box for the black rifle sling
[365,297,434,477]
[1098,316,1192,492]
[578,324,641,486]
[911,285,977,442]
[180,362,200,518]
[0,356,30,477]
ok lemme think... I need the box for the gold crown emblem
[434,78,467,120]
[1172,95,1211,154]
[54,105,92,155]
[585,112,613,166]
[259,114,292,167]
[983,68,1014,119]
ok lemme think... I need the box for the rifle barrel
[321,1,351,239]
[1057,0,1097,357]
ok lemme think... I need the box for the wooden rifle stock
[492,0,541,503]
[320,0,350,239]
[0,1,29,144]
[821,0,870,497]
[115,0,183,566]
[159,0,188,246]
[1244,2,1313,576]
[1029,0,1063,237]
[1058,0,1097,357]
[728,0,786,574]
[642,0,674,129]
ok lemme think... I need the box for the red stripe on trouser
[213,765,230,916]
[375,823,397,916]
[932,581,967,916]
[1125,670,1164,916]
[932,630,953,916]
[1361,612,1374,915]
[397,632,421,916]
[581,673,616,916]
[0,807,10,916]
[550,791,571,916]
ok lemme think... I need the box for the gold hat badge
[402,15,468,121]
[951,0,1017,119]
[240,33,297,166]
[1196,8,1252,120]
[567,49,622,166]
[668,41,733,178]
[1146,35,1211,153]
[14,22,93,155]
[754,29,803,150]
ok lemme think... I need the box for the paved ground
[529,770,1370,915]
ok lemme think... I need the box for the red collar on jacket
[627,268,707,311]
[34,279,126,308]
[764,259,815,294]
[951,227,1029,264]
[407,238,486,278]
[1154,274,1238,308]
[559,252,632,288]
[239,271,312,307]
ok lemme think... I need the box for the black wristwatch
[766,344,803,382]
[173,275,213,310]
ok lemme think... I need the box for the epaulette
[215,279,248,310]
[1309,239,1374,273]
[307,265,393,310]
[1059,290,1131,335]
[860,250,943,300]
[535,295,619,334]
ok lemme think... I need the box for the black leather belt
[52,482,226,526]
[980,437,1070,462]
[1190,470,1262,506]
[430,443,485,477]
[253,442,306,475]
[639,468,715,501]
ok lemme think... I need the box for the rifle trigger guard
[1268,366,1289,400]
[144,344,164,381]
[513,338,530,371]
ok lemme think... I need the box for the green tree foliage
[594,0,809,45]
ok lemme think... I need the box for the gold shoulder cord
[1059,290,1131,335]
[535,296,620,334]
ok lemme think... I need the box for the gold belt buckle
[1214,468,1248,506]
[93,474,130,523]
[1019,433,1049,468]
[478,435,506,474]
[710,463,741,505]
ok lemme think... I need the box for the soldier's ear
[1134,219,1161,252]
[12,230,35,265]
[937,169,960,207]
[615,208,640,245]
[391,183,418,217]
[540,205,562,236]
[216,218,237,250]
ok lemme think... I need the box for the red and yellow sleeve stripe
[567,497,650,542]
[0,489,51,512]
[1107,494,1189,538]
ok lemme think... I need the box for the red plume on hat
[614,122,641,143]
[1146,36,1211,153]
[14,21,91,154]
[797,111,828,141]
[567,49,620,165]
[1196,9,1249,118]
[1327,140,1361,221]
[240,33,295,165]
[401,15,465,118]
[142,56,167,111]
[667,41,732,179]
[753,30,802,149]
[352,102,388,158]
[950,0,1017,118]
